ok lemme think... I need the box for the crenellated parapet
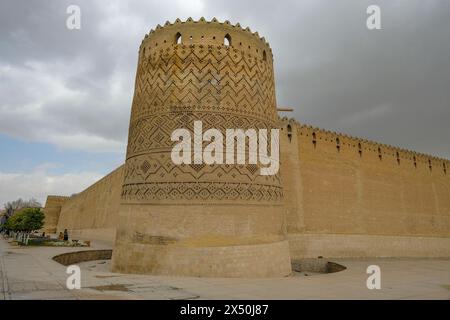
[45,195,70,201]
[279,117,449,174]
[139,17,272,62]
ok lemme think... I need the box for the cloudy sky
[1,0,449,206]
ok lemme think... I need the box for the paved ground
[1,237,449,300]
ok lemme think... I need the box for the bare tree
[4,198,42,217]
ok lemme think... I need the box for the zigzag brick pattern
[123,23,282,203]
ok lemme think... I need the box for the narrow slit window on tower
[413,156,417,168]
[263,50,267,61]
[312,132,317,148]
[287,124,292,142]
[224,34,231,46]
[396,152,400,165]
[175,32,182,44]
[429,159,432,171]
[336,137,341,152]
[358,142,362,157]
[378,147,382,161]
[443,162,447,174]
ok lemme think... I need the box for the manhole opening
[291,258,346,275]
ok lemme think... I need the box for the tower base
[111,203,292,277]
[112,240,291,278]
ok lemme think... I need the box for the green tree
[20,208,45,232]
[4,211,25,232]
[5,208,45,232]
[4,208,45,244]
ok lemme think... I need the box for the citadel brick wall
[280,118,450,258]
[48,118,450,260]
[44,19,450,274]
[55,165,124,244]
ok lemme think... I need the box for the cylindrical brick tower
[112,18,292,277]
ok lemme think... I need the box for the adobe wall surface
[280,119,450,258]
[113,237,291,277]
[56,165,124,244]
[50,117,450,264]
[42,196,69,233]
[287,233,450,258]
[51,119,450,260]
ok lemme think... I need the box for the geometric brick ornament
[112,18,291,277]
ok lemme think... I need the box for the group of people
[58,229,69,241]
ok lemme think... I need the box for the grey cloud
[0,0,449,158]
